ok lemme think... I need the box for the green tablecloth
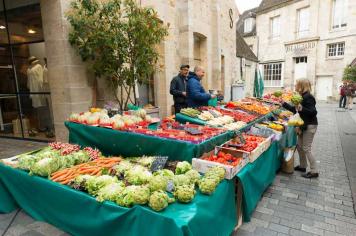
[0,164,237,236]
[237,126,297,222]
[175,112,273,132]
[65,122,233,162]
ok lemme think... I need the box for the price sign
[150,156,169,172]
[185,127,203,135]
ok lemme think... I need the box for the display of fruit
[268,123,284,132]
[180,108,201,118]
[291,94,303,105]
[214,107,257,123]
[90,107,102,113]
[279,111,293,119]
[202,151,243,167]
[273,90,283,97]
[223,134,265,153]
[226,100,272,115]
[223,121,247,130]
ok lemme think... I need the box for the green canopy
[253,69,264,98]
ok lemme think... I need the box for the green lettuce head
[71,150,90,164]
[173,185,196,203]
[125,165,153,185]
[29,157,60,177]
[96,182,125,203]
[175,161,192,175]
[148,190,175,211]
[17,154,37,170]
[116,185,150,207]
[204,166,225,182]
[85,175,119,196]
[114,160,133,176]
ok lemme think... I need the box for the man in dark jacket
[186,66,216,108]
[170,65,189,113]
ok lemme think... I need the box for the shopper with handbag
[282,79,318,178]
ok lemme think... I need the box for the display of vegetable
[116,185,151,207]
[175,161,192,175]
[124,165,153,185]
[149,175,168,192]
[173,185,196,203]
[29,157,60,177]
[148,190,175,211]
[17,154,39,170]
[153,169,175,180]
[184,169,201,185]
[113,160,134,176]
[204,166,226,183]
[273,90,283,97]
[85,175,119,196]
[173,174,191,187]
[198,177,219,195]
[96,182,125,202]
[291,94,303,105]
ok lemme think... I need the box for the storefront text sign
[285,41,316,53]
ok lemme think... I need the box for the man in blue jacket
[187,66,216,108]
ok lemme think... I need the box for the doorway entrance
[0,0,54,141]
[294,56,307,87]
[316,77,333,101]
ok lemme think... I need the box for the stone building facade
[38,0,240,141]
[255,0,356,100]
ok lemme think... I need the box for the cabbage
[85,175,119,196]
[35,150,60,160]
[185,169,201,185]
[116,185,150,207]
[204,166,225,182]
[198,177,219,195]
[124,165,152,185]
[71,150,90,164]
[114,160,133,176]
[173,174,191,187]
[29,157,60,177]
[173,185,196,203]
[175,161,192,175]
[148,190,175,211]
[96,182,125,202]
[149,175,168,192]
[153,169,174,180]
[17,155,37,170]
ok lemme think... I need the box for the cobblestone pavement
[1,103,355,236]
[237,103,356,236]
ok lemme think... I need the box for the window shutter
[333,0,342,28]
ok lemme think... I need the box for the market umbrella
[253,68,264,98]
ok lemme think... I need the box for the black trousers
[339,95,346,108]
[174,103,187,114]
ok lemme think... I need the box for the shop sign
[285,41,316,54]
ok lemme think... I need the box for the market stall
[65,121,233,161]
[0,164,236,236]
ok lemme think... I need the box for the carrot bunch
[50,157,122,185]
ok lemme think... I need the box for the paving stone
[20,230,46,236]
[256,206,274,215]
[252,211,280,224]
[279,219,301,230]
[268,223,289,234]
[292,215,315,227]
[306,201,324,211]
[250,217,269,228]
[324,231,346,236]
[301,224,324,236]
[289,229,314,236]
[282,192,298,199]
[253,227,278,236]
[325,206,344,215]
[313,221,336,232]
[335,214,356,225]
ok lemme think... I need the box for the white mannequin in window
[27,56,45,108]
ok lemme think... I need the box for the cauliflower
[85,175,119,196]
[153,169,174,180]
[148,190,175,211]
[204,166,225,182]
[173,185,196,203]
[96,182,125,202]
[149,175,168,192]
[125,165,153,185]
[198,177,219,195]
[116,185,150,207]
[173,174,191,187]
[175,161,192,175]
[185,169,201,185]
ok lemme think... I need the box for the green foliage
[343,66,356,82]
[66,0,168,110]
